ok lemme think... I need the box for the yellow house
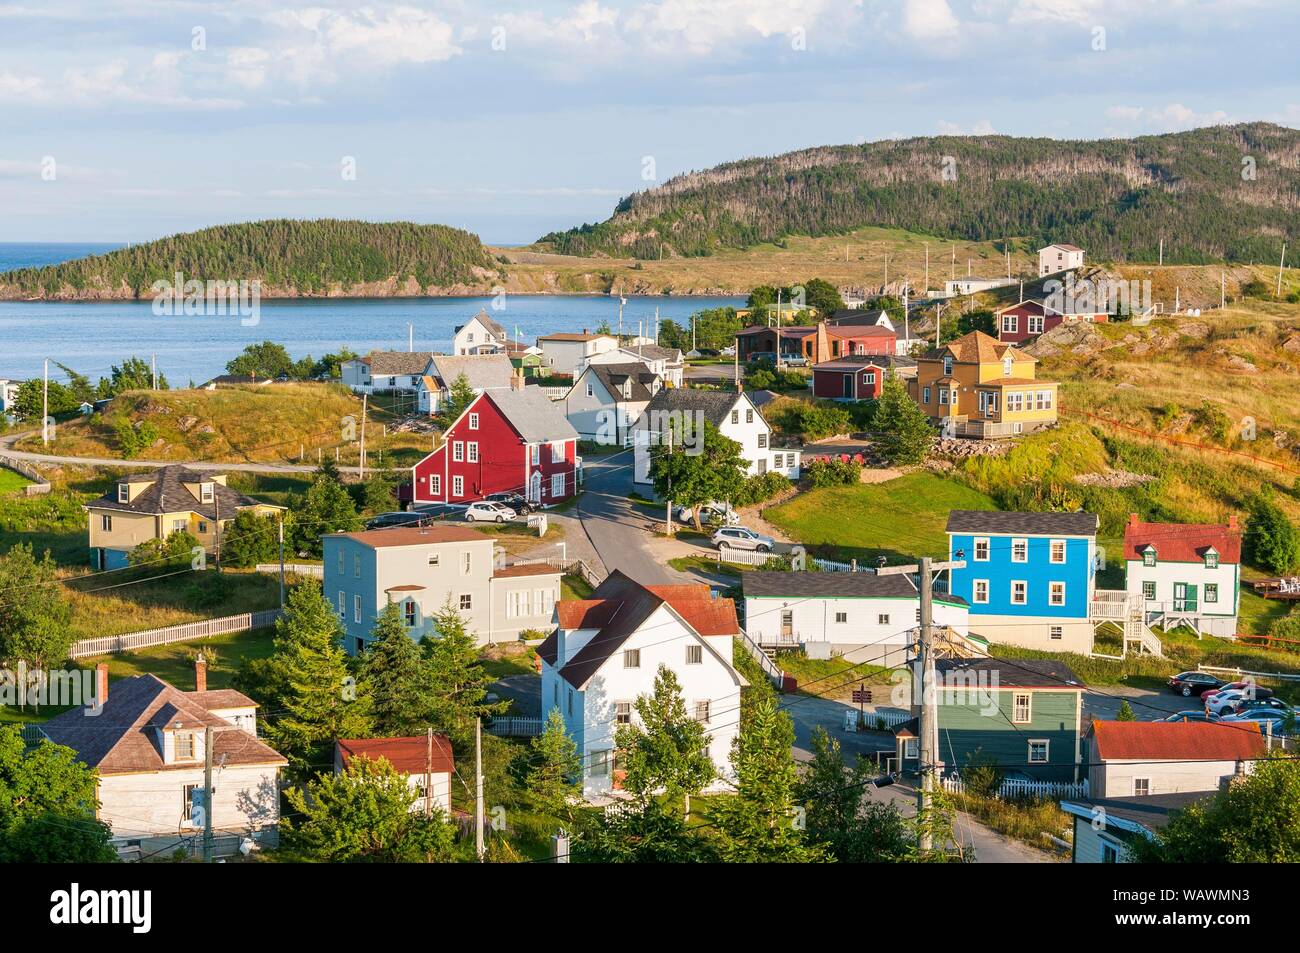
[907,331,1058,438]
[87,466,282,570]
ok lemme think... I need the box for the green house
[893,657,1085,783]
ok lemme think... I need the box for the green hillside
[539,122,1300,265]
[0,219,499,298]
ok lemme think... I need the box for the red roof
[826,325,893,339]
[554,581,739,636]
[1123,517,1241,564]
[337,736,455,775]
[1090,720,1265,762]
[493,563,563,579]
[330,525,488,548]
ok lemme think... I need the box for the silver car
[711,525,775,552]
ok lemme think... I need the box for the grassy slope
[764,471,997,565]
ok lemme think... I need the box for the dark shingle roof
[361,351,437,376]
[642,387,745,429]
[812,355,916,372]
[42,675,285,775]
[946,509,1098,538]
[587,363,660,403]
[743,569,966,605]
[933,657,1084,690]
[88,466,269,520]
[1059,793,1209,834]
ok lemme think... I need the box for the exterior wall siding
[939,686,1082,782]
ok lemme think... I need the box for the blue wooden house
[946,510,1099,653]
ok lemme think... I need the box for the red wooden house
[410,383,581,507]
[736,321,896,364]
[996,298,1109,345]
[811,355,916,401]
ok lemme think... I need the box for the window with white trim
[551,473,565,498]
[200,483,214,503]
[1012,692,1032,723]
[466,442,478,463]
[403,600,416,626]
[1205,583,1219,604]
[1049,581,1066,606]
[1001,314,1017,334]
[686,644,702,664]
[923,386,931,404]
[1049,539,1066,563]
[117,483,129,503]
[468,413,479,430]
[530,444,540,465]
[430,474,442,496]
[1011,580,1027,605]
[1011,538,1028,562]
[942,356,953,376]
[459,593,472,611]
[462,551,472,575]
[551,442,565,463]
[1142,548,1157,567]
[835,611,848,624]
[1027,739,1049,763]
[452,441,464,462]
[353,594,362,623]
[1049,625,1063,640]
[615,702,632,725]
[452,475,463,497]
[101,514,113,532]
[973,580,989,604]
[1028,315,1044,334]
[1205,551,1219,569]
[974,537,990,561]
[590,749,612,777]
[337,550,345,575]
[1133,778,1151,797]
[694,701,711,723]
[1002,356,1014,376]
[337,591,346,618]
[354,554,361,578]
[623,649,640,668]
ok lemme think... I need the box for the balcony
[1090,589,1140,621]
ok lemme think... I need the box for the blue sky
[1,0,1297,244]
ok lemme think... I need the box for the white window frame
[117,483,129,503]
[452,441,464,462]
[1027,739,1049,764]
[353,594,362,623]
[1012,692,1032,724]
[1049,581,1066,607]
[973,580,989,604]
[1133,777,1152,797]
[430,474,441,496]
[1011,580,1028,605]
[1011,538,1028,562]
[685,644,702,665]
[459,593,473,611]
[623,649,641,668]
[468,412,479,430]
[551,473,565,498]
[1205,583,1219,604]
[1049,539,1066,564]
[974,537,990,561]
[452,475,464,497]
[1049,625,1063,640]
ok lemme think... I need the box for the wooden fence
[0,453,51,496]
[941,775,1089,800]
[486,716,543,738]
[255,562,324,578]
[507,556,605,589]
[70,608,282,659]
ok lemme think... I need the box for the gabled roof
[88,466,269,519]
[326,525,489,548]
[493,563,563,579]
[483,387,580,443]
[935,657,1084,690]
[41,675,285,775]
[428,353,515,392]
[826,324,895,340]
[1059,793,1208,834]
[585,362,660,403]
[946,509,1098,538]
[543,570,741,688]
[812,355,916,372]
[925,331,1032,365]
[737,324,818,338]
[1123,519,1241,564]
[337,735,454,775]
[1090,719,1266,762]
[620,344,682,363]
[641,387,746,430]
[1042,243,1084,253]
[743,569,966,605]
[459,308,506,340]
[358,351,437,376]
[538,332,617,343]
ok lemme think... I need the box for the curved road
[574,448,685,584]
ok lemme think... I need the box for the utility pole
[664,427,674,536]
[775,288,783,370]
[934,302,944,348]
[1279,242,1288,299]
[277,513,286,608]
[1158,238,1163,266]
[691,312,696,353]
[202,724,214,862]
[951,243,955,280]
[1221,272,1226,310]
[1006,243,1011,279]
[733,337,740,390]
[151,354,157,390]
[924,243,929,293]
[878,553,966,855]
[425,727,434,817]
[475,717,485,861]
[359,393,368,479]
[41,359,48,446]
[214,491,222,572]
[618,294,625,338]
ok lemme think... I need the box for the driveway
[574,449,685,584]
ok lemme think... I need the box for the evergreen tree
[614,666,715,816]
[221,510,279,569]
[442,372,477,422]
[525,708,581,823]
[264,584,373,775]
[872,374,934,466]
[424,601,506,738]
[1246,493,1300,575]
[1116,700,1136,722]
[289,473,363,557]
[362,601,436,736]
[796,726,910,862]
[0,544,74,677]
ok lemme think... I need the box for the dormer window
[200,483,214,503]
[117,483,129,503]
[1204,549,1219,569]
[1003,356,1014,376]
[175,731,196,760]
[1142,546,1157,567]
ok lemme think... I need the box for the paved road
[574,449,684,584]
[0,432,360,475]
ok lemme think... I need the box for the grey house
[322,525,561,653]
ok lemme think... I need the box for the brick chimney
[195,653,208,693]
[95,663,109,705]
[1128,512,1139,526]
[1228,514,1239,531]
[510,369,525,391]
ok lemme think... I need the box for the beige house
[537,332,620,377]
[41,659,286,859]
[322,525,563,652]
[1087,719,1266,799]
[87,466,282,570]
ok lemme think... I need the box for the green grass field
[765,471,997,564]
[0,469,33,493]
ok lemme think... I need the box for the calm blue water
[0,243,741,384]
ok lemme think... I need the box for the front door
[1174,582,1198,613]
[843,374,854,399]
[528,471,542,504]
[780,610,794,643]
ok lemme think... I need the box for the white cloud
[1105,103,1231,132]
[0,70,44,101]
[937,118,996,135]
[902,0,959,40]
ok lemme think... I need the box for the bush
[731,471,791,508]
[779,401,852,441]
[128,530,200,567]
[804,458,859,488]
[962,752,1004,800]
[222,510,280,568]
[1245,492,1300,575]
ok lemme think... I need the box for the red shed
[811,355,915,401]
[411,383,581,507]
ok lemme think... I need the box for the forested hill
[539,123,1300,265]
[0,219,501,299]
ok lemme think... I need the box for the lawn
[772,651,898,698]
[0,469,33,493]
[82,625,278,690]
[765,471,997,564]
[561,572,594,600]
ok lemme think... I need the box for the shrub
[962,751,1005,800]
[1245,492,1300,575]
[780,401,852,441]
[129,530,200,567]
[804,458,859,488]
[731,471,791,507]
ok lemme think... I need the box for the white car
[464,501,516,523]
[677,502,740,526]
[711,526,775,553]
[1204,689,1259,717]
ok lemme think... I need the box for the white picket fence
[716,548,865,573]
[532,385,570,401]
[70,609,282,659]
[941,775,1089,800]
[486,716,543,738]
[255,562,324,578]
[858,708,913,730]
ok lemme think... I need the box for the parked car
[711,526,775,553]
[1205,689,1264,717]
[1203,680,1274,702]
[1163,710,1216,723]
[781,355,808,367]
[464,501,517,523]
[677,502,740,526]
[1219,708,1297,734]
[484,492,533,515]
[1226,696,1290,715]
[1168,671,1224,697]
[365,511,434,530]
[719,345,736,357]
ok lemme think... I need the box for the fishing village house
[1122,514,1242,637]
[1038,243,1086,277]
[334,735,455,814]
[537,331,621,377]
[322,524,562,653]
[453,309,509,355]
[563,362,663,446]
[341,351,437,394]
[1085,719,1266,798]
[415,353,515,415]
